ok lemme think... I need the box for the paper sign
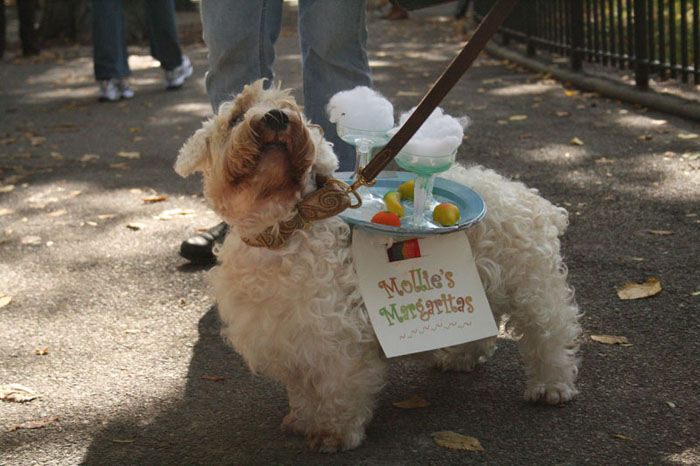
[352,229,497,358]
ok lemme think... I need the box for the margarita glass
[395,147,457,227]
[336,122,391,211]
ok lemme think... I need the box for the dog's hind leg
[507,272,581,405]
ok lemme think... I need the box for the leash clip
[345,167,377,209]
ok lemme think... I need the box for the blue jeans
[92,0,184,80]
[200,0,371,171]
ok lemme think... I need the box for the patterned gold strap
[241,176,352,249]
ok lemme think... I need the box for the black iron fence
[474,0,700,88]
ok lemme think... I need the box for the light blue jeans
[200,0,371,171]
[92,0,184,80]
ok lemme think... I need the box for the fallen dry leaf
[9,417,58,431]
[201,375,225,382]
[431,431,484,451]
[111,439,136,444]
[396,90,421,97]
[644,229,673,236]
[613,434,632,440]
[47,209,68,217]
[0,184,15,193]
[555,111,570,117]
[0,208,15,216]
[595,157,615,164]
[35,347,49,355]
[617,278,662,300]
[509,114,528,121]
[155,209,196,220]
[590,335,632,346]
[0,295,12,308]
[29,136,46,146]
[393,394,431,409]
[637,135,653,141]
[80,154,100,162]
[619,255,644,262]
[126,223,145,231]
[1,384,40,403]
[109,162,131,170]
[117,151,141,159]
[129,127,141,134]
[142,195,169,203]
[97,214,116,220]
[20,235,42,245]
[677,132,698,140]
[570,137,584,146]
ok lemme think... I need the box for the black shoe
[179,222,228,264]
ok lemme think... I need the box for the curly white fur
[176,80,582,452]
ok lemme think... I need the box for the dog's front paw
[307,432,344,453]
[524,382,579,405]
[306,428,364,453]
[281,412,306,436]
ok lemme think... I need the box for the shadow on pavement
[79,303,696,465]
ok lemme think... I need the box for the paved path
[1,4,698,465]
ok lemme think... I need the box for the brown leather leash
[349,0,519,194]
[245,0,519,249]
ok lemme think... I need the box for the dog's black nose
[262,109,289,132]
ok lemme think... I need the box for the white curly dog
[175,80,581,453]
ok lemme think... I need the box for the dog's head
[175,79,338,234]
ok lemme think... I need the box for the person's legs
[454,0,472,19]
[383,0,409,20]
[17,0,39,56]
[141,0,182,70]
[91,0,130,80]
[181,0,284,263]
[0,1,6,59]
[200,0,283,112]
[298,0,371,171]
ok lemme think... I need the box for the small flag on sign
[387,239,421,262]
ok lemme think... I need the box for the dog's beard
[255,142,299,199]
[227,115,313,200]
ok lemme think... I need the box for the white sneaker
[117,79,134,99]
[164,55,193,89]
[98,78,134,102]
[98,79,121,102]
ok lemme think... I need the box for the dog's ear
[175,126,211,177]
[309,126,339,177]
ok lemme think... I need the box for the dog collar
[241,176,352,249]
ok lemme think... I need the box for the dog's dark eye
[229,114,243,128]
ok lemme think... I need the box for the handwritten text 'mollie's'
[378,267,454,299]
